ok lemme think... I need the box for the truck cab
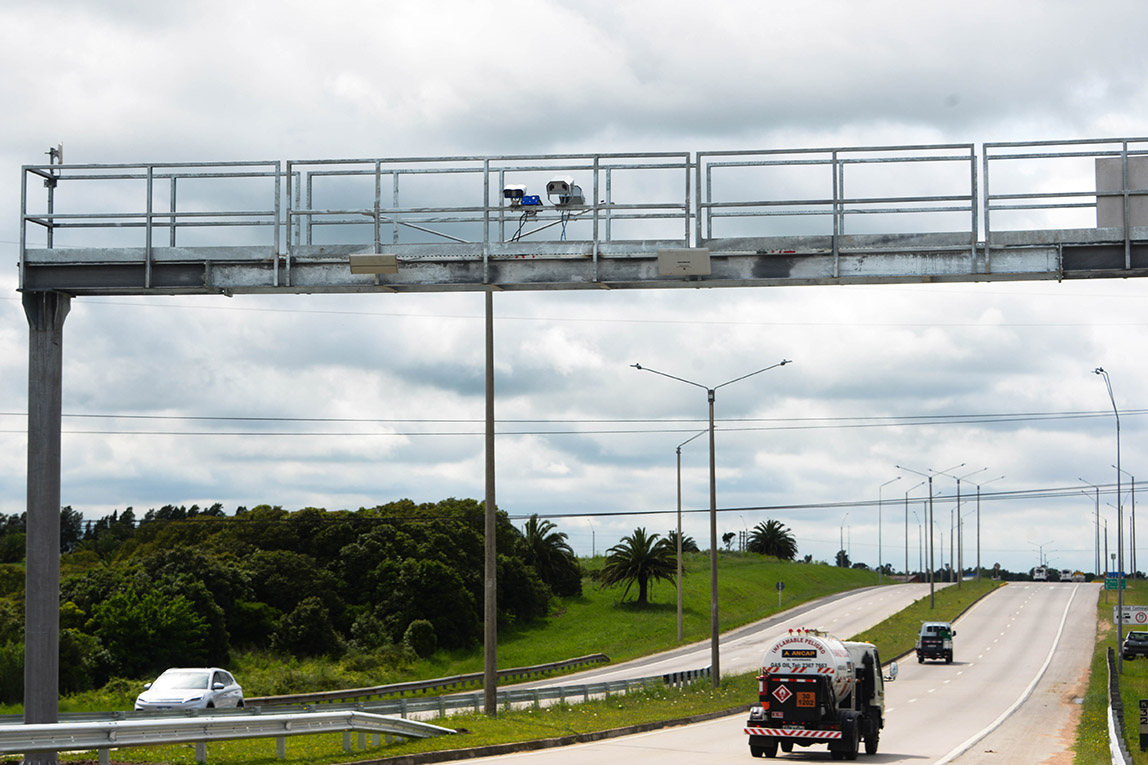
[916,621,954,664]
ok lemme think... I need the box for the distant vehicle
[1071,571,1087,582]
[745,628,895,759]
[1123,631,1148,661]
[134,667,244,711]
[1033,566,1048,581]
[916,621,955,664]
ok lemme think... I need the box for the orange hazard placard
[796,691,815,708]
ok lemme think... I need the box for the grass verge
[1075,579,1148,763]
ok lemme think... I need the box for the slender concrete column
[23,291,69,765]
[482,290,497,716]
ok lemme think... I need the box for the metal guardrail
[246,652,610,706]
[0,710,453,764]
[0,664,710,763]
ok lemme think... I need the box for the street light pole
[1080,478,1101,577]
[1096,366,1124,674]
[1114,466,1136,578]
[675,430,705,644]
[905,481,925,576]
[935,467,986,589]
[634,359,791,687]
[898,463,964,608]
[878,477,900,584]
[969,476,1003,581]
[840,512,849,565]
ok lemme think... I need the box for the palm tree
[666,530,700,554]
[746,519,798,560]
[599,527,676,605]
[521,515,582,596]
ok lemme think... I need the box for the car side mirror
[212,682,225,690]
[884,662,898,681]
[952,630,957,637]
[143,682,152,690]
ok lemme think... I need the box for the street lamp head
[780,359,792,366]
[631,363,643,370]
[1094,367,1105,375]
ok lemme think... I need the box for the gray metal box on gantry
[1096,156,1148,228]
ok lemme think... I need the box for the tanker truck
[744,629,896,760]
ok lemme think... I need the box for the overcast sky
[3,0,1148,575]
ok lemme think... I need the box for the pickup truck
[916,621,955,664]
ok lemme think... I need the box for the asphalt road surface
[486,581,1098,763]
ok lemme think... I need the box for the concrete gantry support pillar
[23,291,70,765]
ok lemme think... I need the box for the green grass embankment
[1075,579,1148,763]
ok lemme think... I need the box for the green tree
[521,514,582,597]
[746,519,798,560]
[86,586,209,677]
[599,527,676,606]
[666,530,699,554]
[272,596,341,657]
[376,558,479,650]
[60,506,84,553]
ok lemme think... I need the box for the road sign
[1116,606,1148,624]
[1140,699,1148,750]
[776,581,785,591]
[1106,577,1127,590]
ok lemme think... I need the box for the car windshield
[151,671,210,690]
[1129,633,1148,643]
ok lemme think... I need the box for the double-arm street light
[904,481,926,577]
[897,462,964,607]
[1080,478,1101,576]
[969,475,1003,581]
[1114,465,1136,578]
[1095,366,1124,673]
[675,430,706,643]
[878,477,901,584]
[633,359,791,687]
[934,467,986,589]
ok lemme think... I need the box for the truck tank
[759,629,861,705]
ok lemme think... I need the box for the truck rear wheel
[780,740,793,753]
[750,739,778,758]
[864,732,879,755]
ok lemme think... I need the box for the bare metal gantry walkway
[19,137,1148,296]
[13,136,1148,763]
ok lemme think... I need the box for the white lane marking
[933,584,1081,765]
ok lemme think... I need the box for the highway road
[485,581,1099,763]
[517,582,945,688]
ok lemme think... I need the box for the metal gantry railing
[18,137,1148,293]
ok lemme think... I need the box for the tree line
[0,500,583,702]
[0,503,805,703]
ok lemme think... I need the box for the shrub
[403,619,437,658]
[272,596,342,657]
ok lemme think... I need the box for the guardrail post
[98,749,109,765]
[358,731,366,750]
[276,736,286,759]
[342,731,351,753]
[195,741,206,763]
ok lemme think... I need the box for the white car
[134,667,244,711]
